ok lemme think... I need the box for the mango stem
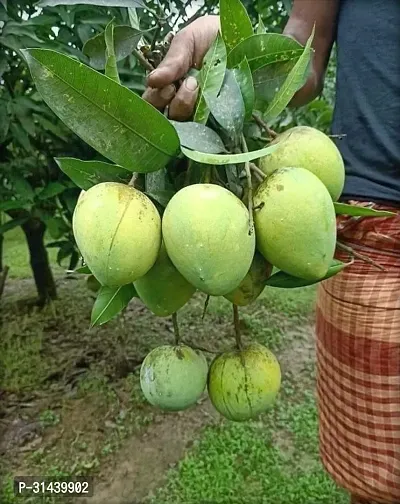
[241,135,254,235]
[172,312,180,345]
[233,304,243,350]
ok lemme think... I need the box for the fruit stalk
[251,113,277,140]
[233,304,243,350]
[172,312,180,344]
[241,135,254,235]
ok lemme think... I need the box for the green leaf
[37,0,146,7]
[76,265,91,274]
[227,34,303,72]
[0,105,10,143]
[265,260,350,289]
[83,25,143,70]
[0,0,7,10]
[194,33,227,124]
[233,57,254,120]
[282,0,293,14]
[91,284,138,327]
[220,0,253,54]
[181,143,278,166]
[265,27,314,121]
[170,121,227,154]
[0,216,28,235]
[55,158,130,190]
[57,241,75,266]
[0,200,29,212]
[10,174,35,201]
[23,49,180,173]
[37,182,66,200]
[334,203,397,218]
[205,69,245,140]
[10,123,32,152]
[256,15,266,35]
[104,21,120,83]
[47,217,69,239]
[145,190,175,208]
[253,59,298,106]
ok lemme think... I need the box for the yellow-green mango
[73,182,161,287]
[207,343,281,422]
[140,345,208,411]
[253,167,337,281]
[162,184,255,296]
[134,242,196,317]
[259,126,345,201]
[224,252,272,306]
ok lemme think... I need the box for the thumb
[147,31,194,89]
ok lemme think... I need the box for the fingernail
[160,84,176,100]
[185,76,198,91]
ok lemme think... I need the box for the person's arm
[284,0,339,107]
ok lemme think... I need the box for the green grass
[150,382,348,504]
[3,226,61,279]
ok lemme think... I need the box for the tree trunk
[22,218,57,305]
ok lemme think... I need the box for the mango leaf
[83,25,143,70]
[265,259,351,288]
[265,27,314,121]
[37,182,66,200]
[181,143,278,166]
[75,265,91,274]
[253,59,298,106]
[170,121,227,154]
[233,57,254,120]
[334,203,397,218]
[23,49,180,173]
[220,0,253,54]
[57,241,75,266]
[193,33,227,124]
[0,216,28,235]
[55,158,130,190]
[91,284,138,327]
[205,69,245,141]
[0,0,6,10]
[282,0,293,14]
[257,15,266,35]
[0,106,10,143]
[0,200,30,212]
[227,34,303,72]
[10,174,35,201]
[145,190,175,208]
[104,21,120,83]
[37,0,146,7]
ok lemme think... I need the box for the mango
[259,126,345,201]
[207,343,281,422]
[253,167,337,281]
[224,252,272,306]
[134,242,196,317]
[162,184,255,296]
[73,182,161,287]
[140,345,208,411]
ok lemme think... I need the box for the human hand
[142,15,220,121]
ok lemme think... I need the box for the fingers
[142,84,176,111]
[169,76,199,121]
[147,29,194,89]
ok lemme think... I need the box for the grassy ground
[0,230,349,504]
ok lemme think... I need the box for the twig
[128,173,138,187]
[250,162,266,181]
[241,135,254,235]
[178,4,208,31]
[172,312,180,345]
[181,340,217,354]
[132,48,155,72]
[204,166,212,184]
[252,113,278,139]
[202,295,210,320]
[233,304,243,350]
[336,241,386,271]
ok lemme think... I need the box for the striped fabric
[315,201,400,504]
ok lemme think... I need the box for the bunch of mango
[73,126,344,421]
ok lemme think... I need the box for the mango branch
[241,135,254,235]
[252,113,277,140]
[233,304,243,350]
[250,162,266,181]
[336,241,386,271]
[202,295,210,320]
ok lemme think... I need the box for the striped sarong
[315,200,400,503]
